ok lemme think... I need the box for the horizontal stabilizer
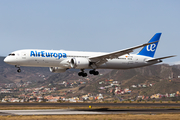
[146,55,176,62]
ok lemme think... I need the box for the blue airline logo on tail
[146,44,156,52]
[137,33,161,58]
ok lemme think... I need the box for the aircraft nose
[4,57,14,64]
[4,57,9,63]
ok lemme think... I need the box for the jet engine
[49,67,67,73]
[70,58,89,69]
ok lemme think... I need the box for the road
[0,102,180,107]
[0,108,180,115]
[0,103,180,115]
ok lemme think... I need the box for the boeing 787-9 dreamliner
[4,33,175,77]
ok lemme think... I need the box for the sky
[0,0,180,64]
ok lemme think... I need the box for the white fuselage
[4,33,175,77]
[4,49,158,70]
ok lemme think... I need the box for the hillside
[56,64,180,97]
[1,55,180,99]
[0,57,53,83]
[0,56,111,85]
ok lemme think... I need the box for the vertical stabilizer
[137,33,161,57]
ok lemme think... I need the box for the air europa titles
[30,51,67,59]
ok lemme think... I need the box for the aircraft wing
[146,55,176,62]
[89,41,158,65]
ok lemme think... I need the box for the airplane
[4,33,176,77]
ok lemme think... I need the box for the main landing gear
[78,69,99,77]
[15,65,21,73]
[89,70,99,75]
[78,69,87,77]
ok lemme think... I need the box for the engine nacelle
[49,67,66,73]
[70,58,89,69]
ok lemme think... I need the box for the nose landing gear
[17,68,21,73]
[15,65,21,73]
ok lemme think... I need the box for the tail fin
[137,33,161,58]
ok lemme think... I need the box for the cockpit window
[8,53,15,56]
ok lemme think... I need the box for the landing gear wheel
[82,73,87,77]
[15,65,21,73]
[17,69,21,73]
[89,70,94,74]
[94,71,99,75]
[89,70,99,75]
[78,69,87,77]
[78,72,83,76]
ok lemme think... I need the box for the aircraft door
[21,52,27,59]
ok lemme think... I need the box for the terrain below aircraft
[4,33,175,77]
